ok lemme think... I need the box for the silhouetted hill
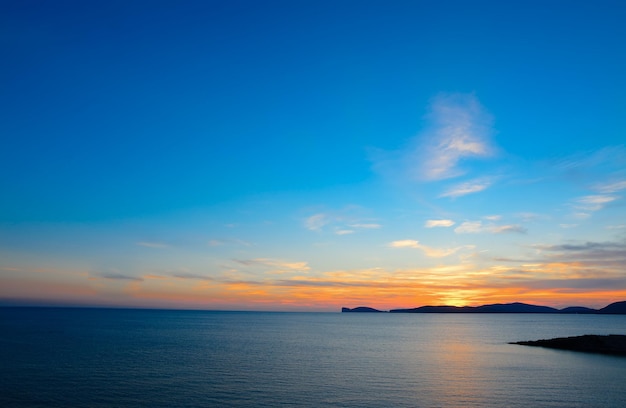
[597,301,626,314]
[511,335,626,356]
[559,306,597,314]
[389,305,472,313]
[341,306,384,313]
[389,302,558,313]
[474,302,558,313]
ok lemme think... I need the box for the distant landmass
[341,306,384,313]
[511,335,626,356]
[341,300,626,314]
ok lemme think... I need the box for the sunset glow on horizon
[1,1,625,311]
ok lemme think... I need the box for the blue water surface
[1,308,625,407]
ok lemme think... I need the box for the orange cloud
[2,255,625,311]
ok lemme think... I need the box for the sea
[1,308,625,407]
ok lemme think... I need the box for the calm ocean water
[1,308,625,407]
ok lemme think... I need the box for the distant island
[511,335,626,356]
[341,306,384,313]
[341,300,626,314]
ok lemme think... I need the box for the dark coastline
[341,300,626,314]
[511,335,626,356]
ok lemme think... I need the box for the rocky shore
[511,334,626,356]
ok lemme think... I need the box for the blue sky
[1,0,625,310]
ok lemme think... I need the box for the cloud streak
[574,195,618,212]
[425,219,455,228]
[349,223,382,229]
[490,225,527,234]
[304,208,381,234]
[170,272,214,280]
[553,145,626,173]
[94,272,143,281]
[234,258,311,273]
[535,241,625,255]
[454,221,527,234]
[416,93,495,181]
[594,180,626,194]
[439,178,491,198]
[388,239,470,258]
[305,213,330,231]
[370,93,497,188]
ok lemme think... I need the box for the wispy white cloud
[593,180,626,194]
[483,215,501,221]
[574,195,618,212]
[304,208,380,234]
[551,147,626,204]
[454,221,483,234]
[425,219,455,228]
[490,225,527,234]
[370,93,497,185]
[514,212,549,223]
[305,213,330,231]
[416,93,496,181]
[439,178,491,198]
[235,258,310,273]
[606,224,626,230]
[388,239,470,258]
[566,189,620,219]
[388,240,421,249]
[349,223,382,229]
[553,146,626,173]
[454,221,527,234]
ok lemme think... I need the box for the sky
[1,0,625,311]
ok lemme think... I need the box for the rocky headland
[511,335,626,356]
